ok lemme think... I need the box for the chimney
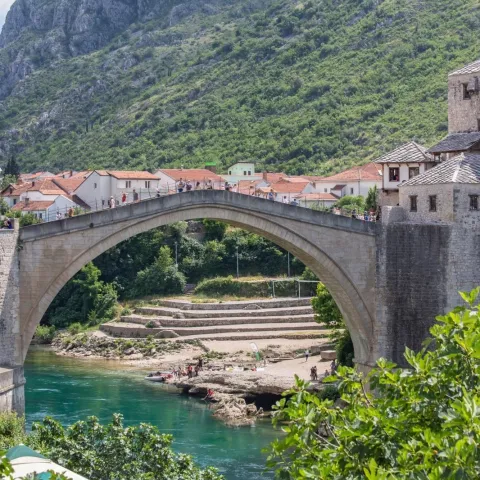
[17,178,23,185]
[70,170,73,177]
[32,181,35,187]
[263,171,268,181]
[25,197,29,205]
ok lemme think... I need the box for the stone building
[398,152,480,226]
[374,142,436,207]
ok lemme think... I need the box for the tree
[0,174,18,191]
[365,185,378,211]
[132,246,186,297]
[30,414,223,480]
[203,220,228,241]
[269,288,480,479]
[3,156,20,178]
[334,195,365,213]
[311,282,353,366]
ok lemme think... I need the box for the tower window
[410,195,417,212]
[470,195,479,211]
[409,167,420,179]
[429,195,437,212]
[389,167,400,182]
[463,83,471,100]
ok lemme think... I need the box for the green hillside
[1,0,480,175]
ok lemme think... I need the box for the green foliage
[202,220,228,241]
[365,185,378,211]
[3,157,20,178]
[311,283,343,337]
[30,414,223,480]
[44,262,118,328]
[34,325,56,344]
[336,330,354,367]
[334,195,365,213]
[268,289,480,479]
[0,412,27,450]
[0,451,14,480]
[132,246,186,297]
[0,175,17,192]
[2,0,469,175]
[67,323,83,335]
[19,213,41,227]
[145,320,157,328]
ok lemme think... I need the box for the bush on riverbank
[195,276,317,298]
[33,325,56,344]
[29,414,223,480]
[269,289,480,478]
[0,413,27,450]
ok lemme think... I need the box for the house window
[433,154,441,162]
[429,195,437,212]
[410,195,417,212]
[145,181,151,189]
[350,187,354,194]
[324,188,327,193]
[470,194,479,210]
[409,167,420,179]
[13,199,17,205]
[463,83,471,100]
[248,171,251,176]
[244,171,247,176]
[229,171,232,175]
[38,213,43,219]
[389,167,400,182]
[126,181,132,188]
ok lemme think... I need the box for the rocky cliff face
[0,0,225,99]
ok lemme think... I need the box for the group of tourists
[176,178,238,193]
[2,218,13,229]
[172,357,204,379]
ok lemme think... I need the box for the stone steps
[100,321,327,340]
[134,305,313,319]
[157,297,312,310]
[121,313,315,327]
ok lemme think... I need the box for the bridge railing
[11,180,379,224]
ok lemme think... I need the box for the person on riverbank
[187,365,193,378]
[194,365,200,377]
[197,357,203,371]
[304,349,310,362]
[310,366,318,381]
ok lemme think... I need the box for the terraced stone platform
[100,298,326,340]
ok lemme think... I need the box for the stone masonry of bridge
[0,191,478,413]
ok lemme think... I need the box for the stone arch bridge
[0,191,466,412]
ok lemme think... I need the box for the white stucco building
[222,162,262,184]
[74,170,160,209]
[374,142,437,207]
[155,168,224,192]
[12,195,77,221]
[306,162,382,198]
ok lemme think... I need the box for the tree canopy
[269,288,480,479]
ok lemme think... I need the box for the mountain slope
[0,0,480,174]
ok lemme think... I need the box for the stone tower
[448,60,480,133]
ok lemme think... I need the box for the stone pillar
[0,222,23,413]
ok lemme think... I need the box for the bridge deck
[19,190,377,241]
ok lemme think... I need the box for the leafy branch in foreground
[30,414,223,480]
[269,288,480,479]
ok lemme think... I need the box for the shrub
[34,325,56,344]
[30,414,223,480]
[0,412,26,450]
[145,321,157,328]
[268,288,480,478]
[67,323,83,335]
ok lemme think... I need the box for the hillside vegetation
[1,0,480,174]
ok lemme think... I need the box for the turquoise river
[24,348,277,480]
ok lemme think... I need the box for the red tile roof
[275,177,310,184]
[295,193,339,201]
[12,200,54,212]
[301,175,325,181]
[316,163,382,182]
[263,172,287,183]
[157,169,223,182]
[107,171,159,180]
[1,182,32,196]
[52,177,86,194]
[270,182,309,194]
[26,179,65,195]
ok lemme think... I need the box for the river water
[24,348,277,480]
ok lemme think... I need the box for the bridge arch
[18,191,377,369]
